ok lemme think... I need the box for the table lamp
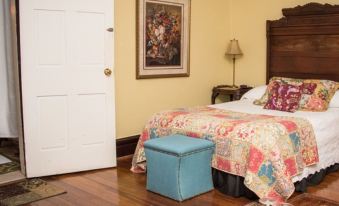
[225,39,243,88]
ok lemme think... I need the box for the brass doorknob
[104,68,112,76]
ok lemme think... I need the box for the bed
[211,2,339,200]
[131,2,339,204]
[266,1,339,184]
[211,97,339,198]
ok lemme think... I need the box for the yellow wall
[115,0,231,138]
[230,0,339,87]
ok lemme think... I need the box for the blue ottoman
[144,134,215,201]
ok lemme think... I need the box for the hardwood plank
[0,171,25,186]
[25,155,339,206]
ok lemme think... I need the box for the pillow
[254,77,304,106]
[241,85,267,100]
[300,82,317,95]
[299,79,337,111]
[329,90,339,108]
[263,81,302,113]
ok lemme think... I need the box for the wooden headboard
[266,3,339,84]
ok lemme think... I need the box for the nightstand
[211,85,253,104]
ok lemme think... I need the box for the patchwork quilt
[131,107,319,204]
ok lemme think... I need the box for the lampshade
[226,39,242,55]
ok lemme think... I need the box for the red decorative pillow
[264,82,302,113]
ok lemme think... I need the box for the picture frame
[136,0,190,79]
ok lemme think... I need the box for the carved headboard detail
[266,3,339,83]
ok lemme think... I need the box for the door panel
[76,12,105,65]
[36,10,66,65]
[76,94,106,146]
[38,95,68,151]
[20,0,115,177]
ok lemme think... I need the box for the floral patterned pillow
[301,82,317,94]
[254,77,304,106]
[263,81,302,113]
[299,79,337,111]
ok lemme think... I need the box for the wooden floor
[27,155,339,206]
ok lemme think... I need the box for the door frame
[0,0,26,184]
[11,0,26,177]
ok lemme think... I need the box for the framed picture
[136,0,190,79]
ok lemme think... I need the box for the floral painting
[137,0,190,79]
[145,3,181,66]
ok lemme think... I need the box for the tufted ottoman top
[144,134,215,157]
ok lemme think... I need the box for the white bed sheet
[209,99,339,182]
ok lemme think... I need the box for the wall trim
[116,135,139,157]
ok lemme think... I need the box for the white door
[20,0,116,177]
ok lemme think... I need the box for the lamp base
[230,84,238,88]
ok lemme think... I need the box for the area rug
[244,193,339,206]
[0,178,66,206]
[0,162,20,175]
[0,145,20,163]
[0,145,21,175]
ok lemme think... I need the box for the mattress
[209,99,339,182]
